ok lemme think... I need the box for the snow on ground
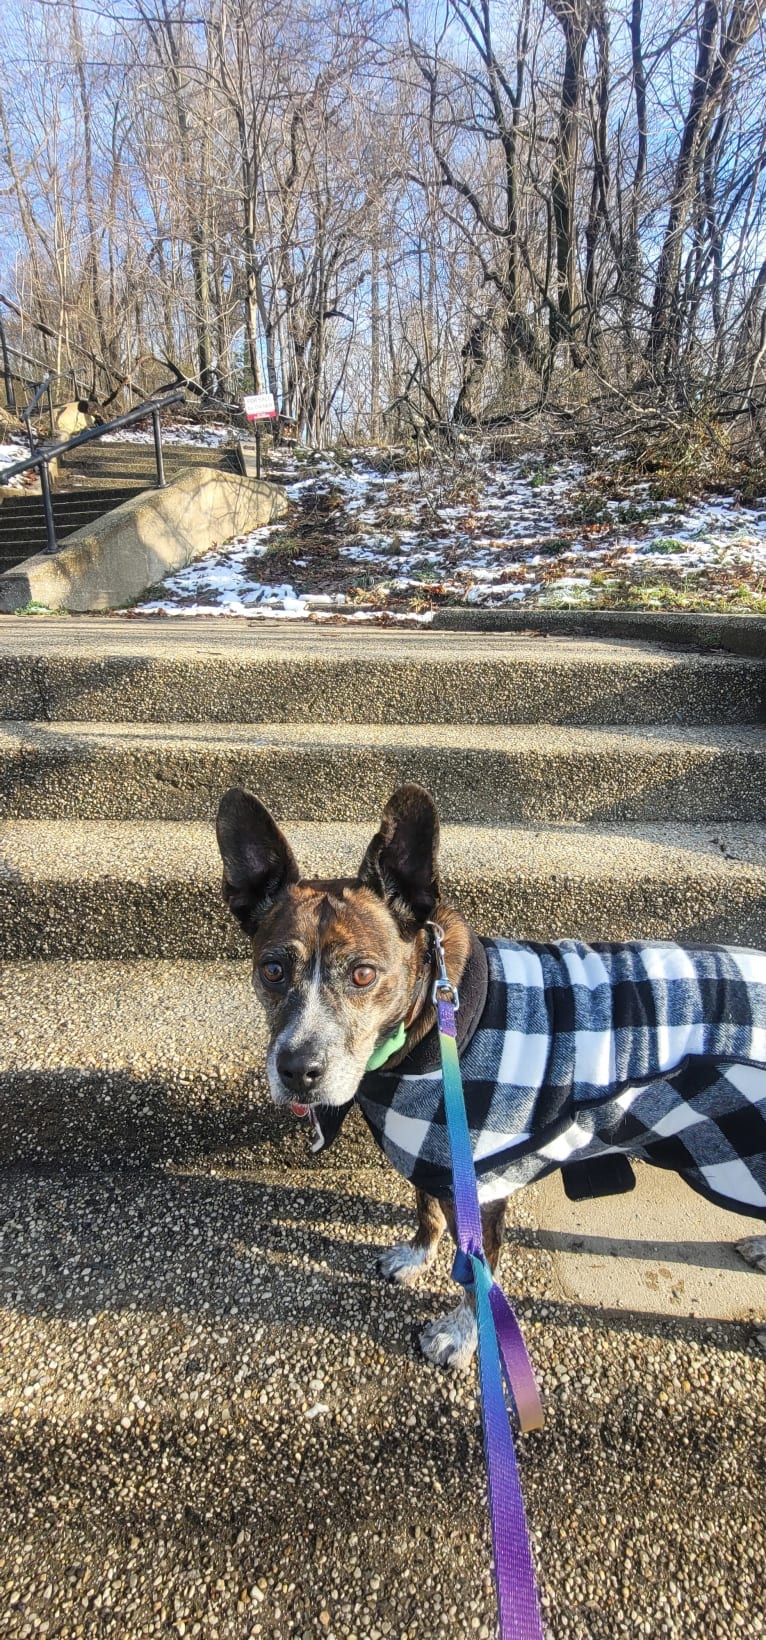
[101,421,236,448]
[123,441,766,623]
[0,441,29,489]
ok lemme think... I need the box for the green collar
[365,1021,408,1072]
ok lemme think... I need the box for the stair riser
[1,741,764,822]
[0,505,139,521]
[1,655,764,723]
[2,868,765,958]
[0,491,144,513]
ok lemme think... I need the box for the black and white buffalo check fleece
[356,940,766,1218]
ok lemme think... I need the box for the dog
[51,398,104,439]
[216,782,766,1370]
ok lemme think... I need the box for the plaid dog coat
[350,938,766,1219]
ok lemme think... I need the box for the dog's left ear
[216,787,300,935]
[358,784,440,931]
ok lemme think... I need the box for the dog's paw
[377,1241,435,1285]
[736,1235,766,1273]
[419,1302,477,1372]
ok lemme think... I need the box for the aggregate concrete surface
[0,1159,764,1640]
[0,624,763,726]
[2,818,766,957]
[1,721,765,824]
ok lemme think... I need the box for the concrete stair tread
[1,719,764,823]
[2,814,765,880]
[2,1166,763,1640]
[1,617,760,658]
[1,621,762,725]
[1,817,765,957]
[3,717,764,749]
[2,959,766,1326]
[0,957,261,1075]
[0,958,302,1168]
[0,958,763,1313]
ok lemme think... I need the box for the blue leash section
[431,925,545,1640]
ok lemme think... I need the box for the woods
[1,0,766,444]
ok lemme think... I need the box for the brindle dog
[216,781,766,1371]
[216,781,506,1368]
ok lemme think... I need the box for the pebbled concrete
[1,818,766,958]
[0,622,763,724]
[0,719,764,822]
[1,614,764,1640]
[1,1162,763,1640]
[0,959,279,1168]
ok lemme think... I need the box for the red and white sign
[244,392,277,420]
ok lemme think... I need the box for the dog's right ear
[358,783,440,932]
[216,788,299,936]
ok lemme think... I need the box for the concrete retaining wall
[0,465,287,613]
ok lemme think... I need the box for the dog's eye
[260,960,285,985]
[351,964,377,989]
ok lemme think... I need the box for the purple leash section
[430,924,545,1640]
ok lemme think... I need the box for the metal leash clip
[427,920,460,1011]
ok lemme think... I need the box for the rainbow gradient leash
[430,923,545,1640]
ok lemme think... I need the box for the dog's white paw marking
[736,1235,766,1273]
[420,1301,477,1371]
[377,1242,435,1286]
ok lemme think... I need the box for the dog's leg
[736,1235,766,1273]
[420,1199,507,1372]
[378,1189,448,1285]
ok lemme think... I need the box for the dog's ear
[358,784,440,931]
[216,787,299,936]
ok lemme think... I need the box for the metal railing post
[0,316,16,414]
[39,460,58,555]
[152,408,166,488]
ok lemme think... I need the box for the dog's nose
[277,1047,325,1095]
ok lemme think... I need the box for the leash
[430,921,545,1640]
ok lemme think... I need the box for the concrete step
[0,959,272,1167]
[2,1164,762,1640]
[0,622,763,724]
[58,439,241,488]
[0,488,149,561]
[1,817,765,958]
[0,486,145,515]
[1,720,765,822]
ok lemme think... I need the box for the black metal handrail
[0,318,80,421]
[0,388,185,556]
[19,372,69,452]
[22,375,55,421]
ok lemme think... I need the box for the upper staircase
[0,440,242,569]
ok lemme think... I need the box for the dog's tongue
[290,1102,311,1118]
